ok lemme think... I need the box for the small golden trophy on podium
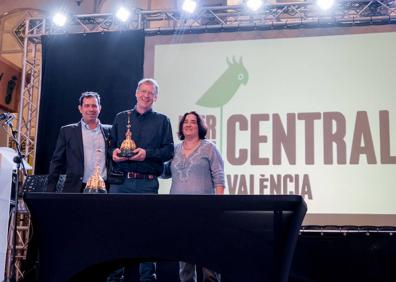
[84,149,107,193]
[119,111,137,158]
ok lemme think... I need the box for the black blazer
[47,121,112,193]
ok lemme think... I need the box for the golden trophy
[119,111,137,157]
[83,164,107,193]
[84,149,107,193]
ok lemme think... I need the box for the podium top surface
[24,192,306,210]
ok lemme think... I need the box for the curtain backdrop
[36,30,144,174]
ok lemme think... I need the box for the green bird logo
[196,56,249,153]
[196,56,249,107]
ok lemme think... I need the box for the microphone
[0,112,16,124]
[0,112,13,120]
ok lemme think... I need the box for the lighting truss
[17,19,45,170]
[140,0,396,34]
[18,0,396,171]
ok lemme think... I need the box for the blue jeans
[110,178,159,194]
[110,178,158,282]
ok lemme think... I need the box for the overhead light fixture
[246,0,263,11]
[182,0,197,14]
[116,6,131,22]
[52,12,67,27]
[316,0,335,10]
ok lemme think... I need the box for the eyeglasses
[138,89,155,96]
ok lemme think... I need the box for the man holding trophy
[109,78,174,281]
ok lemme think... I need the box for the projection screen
[144,26,396,226]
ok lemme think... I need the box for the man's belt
[126,172,156,180]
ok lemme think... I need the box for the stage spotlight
[316,0,335,10]
[246,0,263,11]
[52,12,67,27]
[182,0,197,14]
[116,6,131,22]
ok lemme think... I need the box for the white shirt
[81,119,106,182]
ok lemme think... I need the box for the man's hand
[129,148,146,161]
[112,148,128,162]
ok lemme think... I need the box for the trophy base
[118,150,136,158]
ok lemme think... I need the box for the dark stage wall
[36,30,144,174]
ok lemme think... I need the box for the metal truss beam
[24,0,396,39]
[140,0,396,34]
[17,18,45,171]
[18,0,396,171]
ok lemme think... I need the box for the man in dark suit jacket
[47,91,112,193]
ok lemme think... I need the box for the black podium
[23,193,307,282]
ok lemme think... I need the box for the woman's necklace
[182,140,200,156]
